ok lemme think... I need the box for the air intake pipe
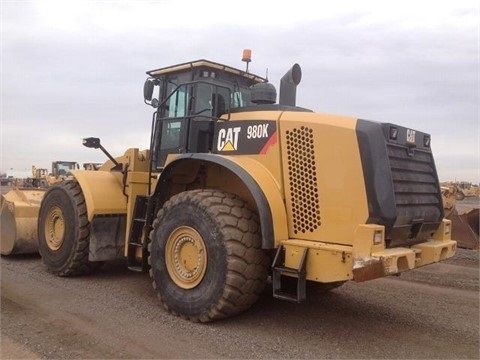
[279,63,302,106]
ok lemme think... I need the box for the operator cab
[143,60,267,168]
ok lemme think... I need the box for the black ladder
[127,195,149,272]
[271,245,308,303]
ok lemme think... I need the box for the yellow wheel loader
[454,181,480,200]
[1,188,46,255]
[22,161,79,189]
[1,160,80,255]
[25,166,49,188]
[5,55,457,322]
[47,161,80,185]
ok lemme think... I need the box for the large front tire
[38,180,97,276]
[149,190,268,322]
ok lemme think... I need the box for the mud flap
[88,215,126,261]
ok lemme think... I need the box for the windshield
[56,162,77,175]
[231,88,252,108]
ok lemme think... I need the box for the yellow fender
[158,153,288,248]
[226,155,289,247]
[71,170,127,221]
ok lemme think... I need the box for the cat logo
[407,129,416,143]
[217,127,241,151]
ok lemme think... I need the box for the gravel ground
[1,247,478,359]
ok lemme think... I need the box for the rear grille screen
[387,144,442,223]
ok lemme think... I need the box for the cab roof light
[423,135,431,148]
[389,126,398,140]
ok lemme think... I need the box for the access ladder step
[271,245,308,303]
[127,195,150,272]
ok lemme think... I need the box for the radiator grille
[286,126,321,234]
[387,144,442,223]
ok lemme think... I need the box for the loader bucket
[450,208,479,250]
[0,188,46,255]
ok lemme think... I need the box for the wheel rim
[44,206,65,251]
[165,226,207,289]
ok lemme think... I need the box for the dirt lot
[1,247,478,359]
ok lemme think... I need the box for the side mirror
[144,79,154,101]
[82,137,121,169]
[83,137,101,149]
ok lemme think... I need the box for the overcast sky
[1,0,479,182]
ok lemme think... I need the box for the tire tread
[39,181,99,277]
[149,189,268,322]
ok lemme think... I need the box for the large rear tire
[38,180,98,276]
[149,190,268,322]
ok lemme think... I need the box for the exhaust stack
[279,63,302,106]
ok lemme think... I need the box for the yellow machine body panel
[214,110,369,247]
[71,170,127,221]
[278,111,369,244]
[218,111,285,192]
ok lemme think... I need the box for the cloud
[1,0,479,182]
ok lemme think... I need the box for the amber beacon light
[242,49,252,72]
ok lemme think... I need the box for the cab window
[167,85,188,118]
[160,120,182,150]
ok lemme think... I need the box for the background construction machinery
[441,185,479,250]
